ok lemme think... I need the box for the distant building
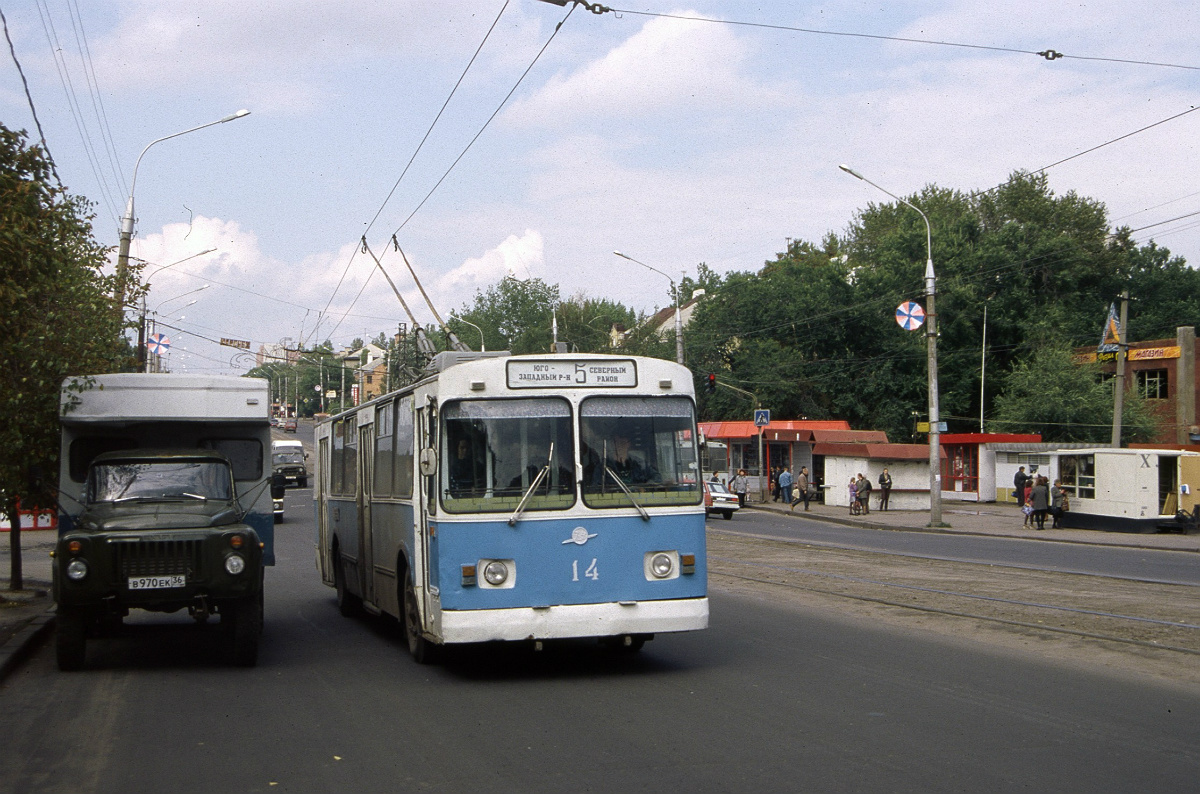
[1075,325,1198,445]
[256,343,300,366]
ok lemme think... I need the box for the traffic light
[706,373,717,394]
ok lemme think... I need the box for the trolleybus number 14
[572,558,599,582]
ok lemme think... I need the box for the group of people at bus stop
[1014,465,1070,530]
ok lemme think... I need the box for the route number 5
[572,558,599,582]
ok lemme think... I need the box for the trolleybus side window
[374,399,394,497]
[332,417,357,497]
[394,395,415,498]
[580,395,701,508]
[441,398,575,513]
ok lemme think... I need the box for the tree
[0,125,133,590]
[991,345,1158,443]
[684,171,1194,440]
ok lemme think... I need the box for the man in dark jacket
[1013,466,1029,503]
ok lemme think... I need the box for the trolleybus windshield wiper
[603,465,650,522]
[508,442,555,527]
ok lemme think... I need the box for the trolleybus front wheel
[403,573,439,665]
[335,550,362,617]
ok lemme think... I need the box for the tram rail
[708,530,1200,657]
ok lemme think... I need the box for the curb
[0,608,55,682]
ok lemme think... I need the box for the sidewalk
[0,529,57,681]
[743,497,1200,553]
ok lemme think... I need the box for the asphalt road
[720,509,1200,586]
[1,491,1197,792]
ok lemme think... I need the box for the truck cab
[54,449,264,668]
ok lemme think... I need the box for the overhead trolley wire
[0,7,61,187]
[387,2,577,238]
[603,7,1200,71]
[363,0,511,238]
[314,0,517,347]
[319,2,578,347]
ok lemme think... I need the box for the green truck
[54,375,274,669]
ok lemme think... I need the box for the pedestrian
[1022,478,1035,527]
[1013,466,1029,503]
[1050,478,1067,528]
[1030,476,1050,530]
[771,467,781,502]
[790,466,811,511]
[878,467,893,511]
[709,472,720,483]
[856,473,872,514]
[848,477,858,514]
[778,466,793,505]
[730,468,748,509]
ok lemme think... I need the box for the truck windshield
[441,398,575,513]
[580,396,700,508]
[274,452,304,466]
[89,460,233,503]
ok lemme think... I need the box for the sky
[2,0,1198,374]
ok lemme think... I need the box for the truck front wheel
[228,597,262,667]
[55,607,88,671]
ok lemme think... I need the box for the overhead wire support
[392,236,470,352]
[360,238,437,357]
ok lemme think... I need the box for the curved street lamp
[116,110,250,311]
[839,164,942,527]
[613,251,684,365]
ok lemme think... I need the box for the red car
[283,418,298,432]
[703,480,740,520]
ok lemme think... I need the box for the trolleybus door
[358,423,375,606]
[414,403,435,632]
[317,435,332,586]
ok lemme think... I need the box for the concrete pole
[1111,289,1130,448]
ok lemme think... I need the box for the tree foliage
[991,346,1158,443]
[0,125,133,587]
[685,172,1198,441]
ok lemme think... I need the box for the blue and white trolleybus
[313,352,708,661]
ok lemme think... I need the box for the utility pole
[1111,289,1130,448]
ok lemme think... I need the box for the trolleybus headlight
[224,554,246,575]
[650,553,674,579]
[483,561,509,586]
[66,559,89,581]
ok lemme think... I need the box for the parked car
[703,480,739,520]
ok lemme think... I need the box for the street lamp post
[613,251,684,365]
[839,164,942,526]
[115,110,250,313]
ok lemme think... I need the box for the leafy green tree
[0,125,132,589]
[684,171,1195,441]
[991,345,1158,442]
[450,276,559,355]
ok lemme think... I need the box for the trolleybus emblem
[562,527,598,545]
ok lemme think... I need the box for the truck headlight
[224,554,246,575]
[650,553,674,579]
[66,559,89,581]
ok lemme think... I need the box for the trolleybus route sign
[507,359,638,389]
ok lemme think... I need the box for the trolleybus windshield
[441,398,575,513]
[580,396,700,508]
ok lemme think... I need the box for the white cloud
[503,10,786,128]
[437,229,545,302]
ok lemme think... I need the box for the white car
[703,480,740,520]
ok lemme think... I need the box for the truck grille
[111,539,203,578]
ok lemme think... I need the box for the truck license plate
[128,575,186,590]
